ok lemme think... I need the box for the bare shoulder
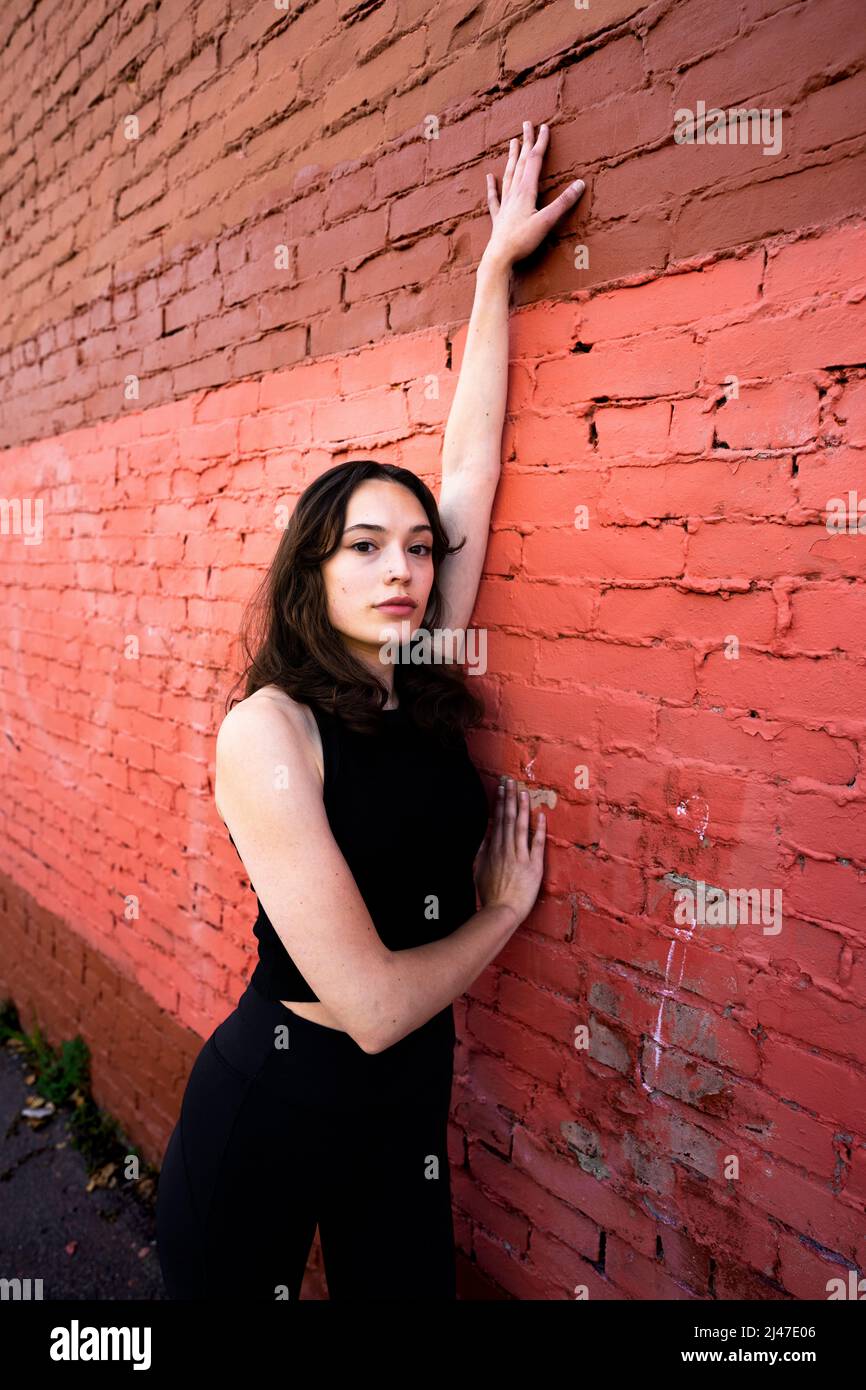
[215,685,324,823]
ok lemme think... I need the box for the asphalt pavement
[0,1037,165,1301]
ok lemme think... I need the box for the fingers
[495,123,552,210]
[498,124,540,207]
[532,179,585,238]
[530,123,550,164]
[517,120,533,169]
[497,777,534,860]
[515,785,530,860]
[532,806,547,859]
[517,122,550,184]
[493,779,506,856]
[499,122,582,216]
[501,137,519,198]
[512,121,534,187]
[494,776,514,860]
[486,171,500,218]
[504,780,517,848]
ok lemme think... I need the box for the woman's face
[321,479,435,671]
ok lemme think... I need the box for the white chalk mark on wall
[642,800,711,1092]
[641,914,699,1094]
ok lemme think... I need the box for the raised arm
[437,122,585,632]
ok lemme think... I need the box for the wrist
[479,246,513,280]
[488,900,521,933]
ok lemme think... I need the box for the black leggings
[156,982,458,1300]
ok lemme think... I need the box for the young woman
[156,123,584,1300]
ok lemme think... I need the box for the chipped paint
[675,795,710,844]
[514,780,557,811]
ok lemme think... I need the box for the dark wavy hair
[224,460,486,743]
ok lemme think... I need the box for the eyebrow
[344,522,433,535]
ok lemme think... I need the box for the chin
[372,612,416,636]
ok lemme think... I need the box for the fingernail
[572,179,585,191]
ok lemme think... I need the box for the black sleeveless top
[228,698,490,1002]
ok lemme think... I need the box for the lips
[375,599,416,611]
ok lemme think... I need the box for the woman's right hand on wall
[473,776,547,926]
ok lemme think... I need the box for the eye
[349,541,432,556]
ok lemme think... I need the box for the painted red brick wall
[1,0,865,1300]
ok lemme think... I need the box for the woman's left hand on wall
[484,121,585,269]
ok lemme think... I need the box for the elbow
[355,957,396,1054]
[361,1015,409,1054]
[350,1023,388,1055]
[356,1016,393,1055]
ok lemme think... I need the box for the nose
[383,546,412,581]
